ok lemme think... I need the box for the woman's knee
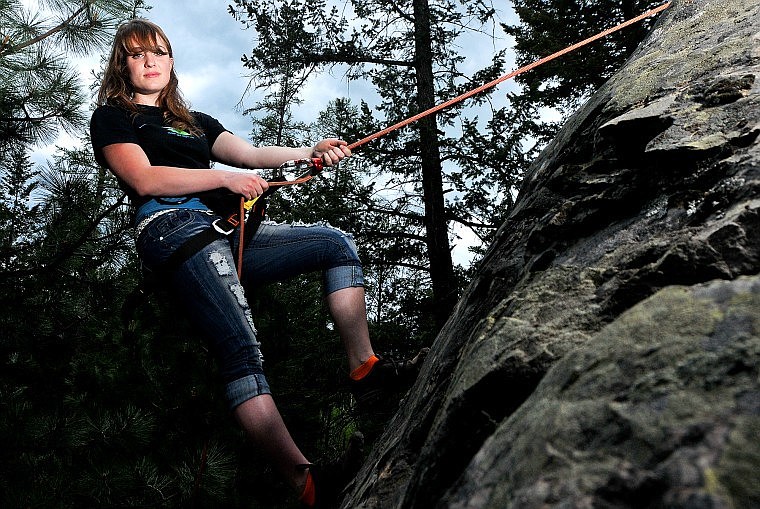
[315,222,361,266]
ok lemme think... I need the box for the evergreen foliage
[228,0,535,330]
[503,0,665,115]
[0,0,145,165]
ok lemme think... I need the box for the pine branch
[445,212,498,231]
[0,195,128,280]
[0,1,95,56]
[299,49,414,68]
[386,0,414,23]
[363,203,425,223]
[0,104,72,123]
[361,229,427,243]
[372,258,430,272]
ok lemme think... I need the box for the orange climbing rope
[347,1,671,151]
[236,2,672,276]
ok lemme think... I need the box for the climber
[90,18,426,507]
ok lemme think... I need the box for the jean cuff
[226,373,271,410]
[324,264,364,295]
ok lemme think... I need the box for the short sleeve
[90,105,138,167]
[192,111,230,158]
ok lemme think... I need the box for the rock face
[342,0,760,507]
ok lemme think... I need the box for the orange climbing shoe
[349,348,429,407]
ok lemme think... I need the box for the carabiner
[243,157,325,210]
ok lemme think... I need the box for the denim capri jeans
[136,209,364,410]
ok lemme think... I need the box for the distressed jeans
[136,209,364,409]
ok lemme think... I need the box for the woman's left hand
[313,139,351,166]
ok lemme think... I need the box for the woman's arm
[101,142,269,201]
[211,131,351,169]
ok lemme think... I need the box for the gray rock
[445,276,760,509]
[342,0,760,507]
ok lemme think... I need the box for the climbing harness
[119,157,325,327]
[157,157,325,279]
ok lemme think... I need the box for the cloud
[147,1,253,135]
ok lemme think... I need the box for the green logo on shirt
[164,126,193,138]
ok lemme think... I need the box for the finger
[321,138,345,153]
[332,146,348,161]
[324,150,339,166]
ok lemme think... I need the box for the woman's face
[125,35,173,105]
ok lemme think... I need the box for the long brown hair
[97,19,199,134]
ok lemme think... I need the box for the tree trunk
[412,0,458,328]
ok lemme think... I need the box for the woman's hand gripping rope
[236,156,328,277]
[241,138,349,211]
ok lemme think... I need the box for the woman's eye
[129,50,167,59]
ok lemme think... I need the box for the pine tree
[0,147,40,272]
[229,0,515,329]
[0,0,146,161]
[503,0,664,115]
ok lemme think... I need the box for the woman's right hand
[223,171,270,201]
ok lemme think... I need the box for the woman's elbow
[126,175,161,197]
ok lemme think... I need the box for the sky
[141,0,517,144]
[28,0,519,264]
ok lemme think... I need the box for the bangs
[119,21,171,55]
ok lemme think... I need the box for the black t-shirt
[90,104,229,221]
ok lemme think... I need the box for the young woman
[91,18,423,508]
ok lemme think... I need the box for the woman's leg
[233,395,309,491]
[138,212,311,495]
[241,221,375,370]
[168,241,312,491]
[326,286,374,372]
[171,243,312,493]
